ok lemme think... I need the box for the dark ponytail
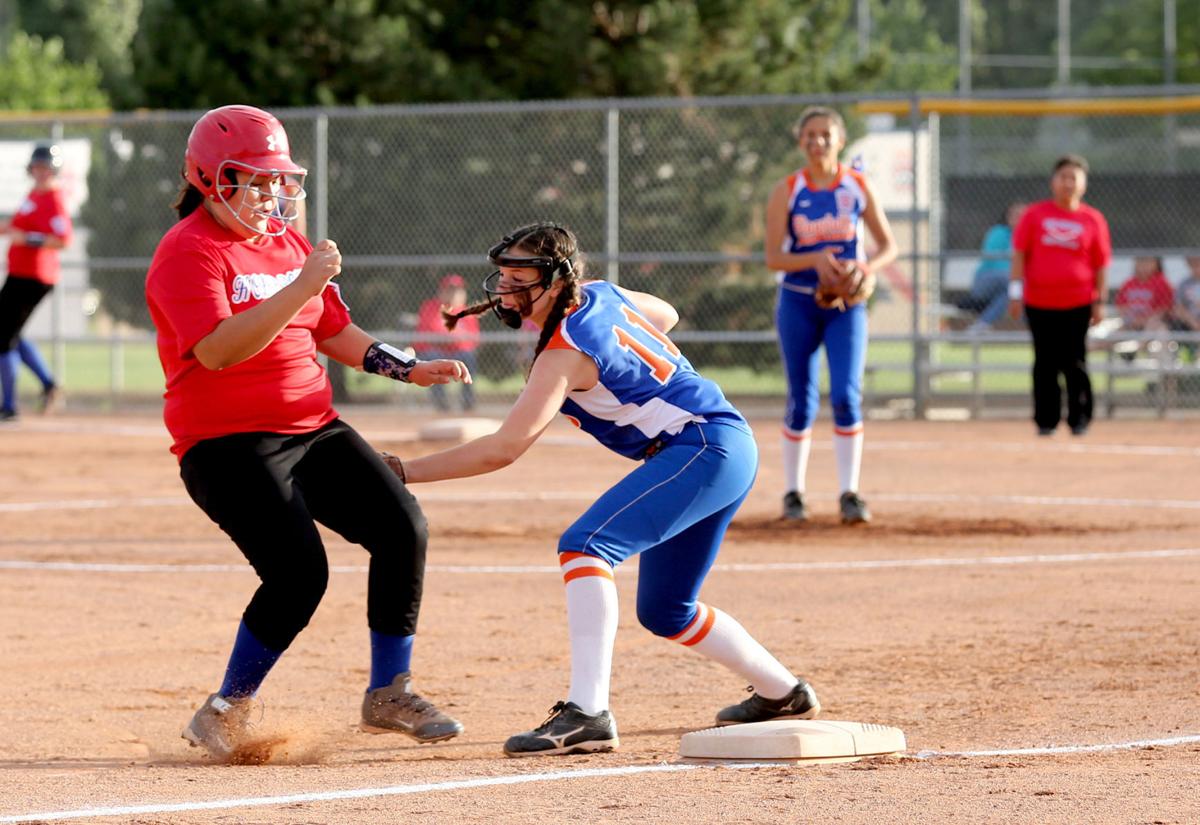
[442,300,496,331]
[172,174,205,219]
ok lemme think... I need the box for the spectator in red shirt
[1010,154,1111,437]
[145,105,471,761]
[0,144,73,421]
[415,273,480,411]
[1115,256,1173,333]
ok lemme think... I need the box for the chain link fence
[4,87,1199,417]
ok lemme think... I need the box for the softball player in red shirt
[146,105,471,760]
[0,144,73,420]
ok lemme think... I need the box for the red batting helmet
[184,105,306,199]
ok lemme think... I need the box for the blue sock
[17,339,54,388]
[369,630,415,691]
[218,621,284,699]
[0,350,17,412]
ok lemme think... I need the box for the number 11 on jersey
[612,304,681,383]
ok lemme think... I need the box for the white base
[679,720,906,764]
[417,417,502,441]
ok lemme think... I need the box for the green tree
[1075,0,1200,85]
[132,0,454,108]
[0,30,108,110]
[15,0,141,108]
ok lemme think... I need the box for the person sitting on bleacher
[1116,256,1173,333]
[1114,256,1174,361]
[965,201,1025,333]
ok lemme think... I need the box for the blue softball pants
[558,420,757,638]
[776,285,869,431]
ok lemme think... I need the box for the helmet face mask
[213,161,307,238]
[481,225,576,327]
[185,105,308,238]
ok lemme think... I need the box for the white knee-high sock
[560,552,618,715]
[782,428,812,494]
[670,602,798,700]
[833,425,864,494]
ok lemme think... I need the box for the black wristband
[24,231,45,248]
[363,341,419,383]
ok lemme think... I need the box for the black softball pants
[0,275,53,353]
[180,418,427,652]
[1025,304,1094,431]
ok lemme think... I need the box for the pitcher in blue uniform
[390,222,820,757]
[764,106,898,524]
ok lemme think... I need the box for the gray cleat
[715,680,821,726]
[781,491,808,521]
[182,693,256,759]
[839,491,871,524]
[361,672,463,743]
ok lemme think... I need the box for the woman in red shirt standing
[1010,155,1111,436]
[0,144,73,420]
[146,105,470,760]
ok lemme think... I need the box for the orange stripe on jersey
[563,566,614,583]
[680,605,717,647]
[544,323,573,351]
[802,164,846,192]
[542,301,583,351]
[844,167,869,193]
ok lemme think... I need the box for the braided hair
[443,222,585,364]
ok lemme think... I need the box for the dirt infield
[1,411,1198,824]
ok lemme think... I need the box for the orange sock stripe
[667,603,712,642]
[680,605,717,647]
[834,425,863,437]
[666,606,702,641]
[563,566,614,584]
[782,428,812,442]
[558,551,591,565]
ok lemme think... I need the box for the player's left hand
[409,359,472,387]
[815,261,875,311]
[379,451,406,483]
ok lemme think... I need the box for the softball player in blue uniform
[391,222,820,757]
[764,106,898,524]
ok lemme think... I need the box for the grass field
[9,337,1164,404]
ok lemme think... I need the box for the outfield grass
[10,337,1158,403]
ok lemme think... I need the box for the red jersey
[1013,200,1111,310]
[145,209,351,459]
[413,298,480,355]
[1115,271,1173,322]
[8,188,73,284]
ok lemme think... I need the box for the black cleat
[781,491,808,521]
[715,680,821,726]
[839,491,871,524]
[1037,426,1055,436]
[503,701,618,757]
